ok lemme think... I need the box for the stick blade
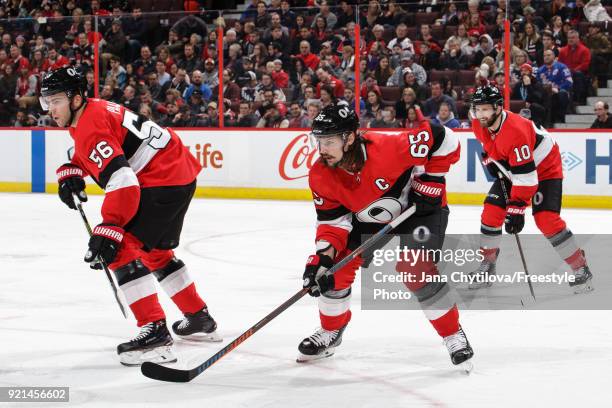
[141,361,194,383]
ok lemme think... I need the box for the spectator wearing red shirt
[465,12,486,36]
[16,60,38,110]
[315,67,345,99]
[42,48,70,72]
[558,29,591,104]
[8,45,28,72]
[319,41,340,67]
[271,59,289,88]
[360,74,381,99]
[83,20,103,46]
[296,41,320,71]
[90,0,111,17]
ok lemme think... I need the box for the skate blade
[572,280,594,294]
[458,360,474,374]
[177,330,223,342]
[119,345,177,367]
[296,347,336,363]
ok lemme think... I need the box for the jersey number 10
[513,144,531,163]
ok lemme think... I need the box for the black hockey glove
[303,254,335,297]
[408,174,445,216]
[504,200,527,234]
[56,163,87,210]
[84,224,124,269]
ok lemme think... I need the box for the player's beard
[483,108,502,129]
[320,153,342,167]
[332,138,368,172]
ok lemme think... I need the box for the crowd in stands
[0,0,611,128]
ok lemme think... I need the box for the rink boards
[0,128,610,208]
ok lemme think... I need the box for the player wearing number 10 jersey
[469,85,593,293]
[40,66,221,366]
[299,103,474,370]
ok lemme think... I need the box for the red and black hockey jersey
[309,122,461,253]
[471,110,562,204]
[68,98,201,227]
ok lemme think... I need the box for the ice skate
[297,325,347,362]
[443,326,474,373]
[172,307,222,342]
[117,319,176,367]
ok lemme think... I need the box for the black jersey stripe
[121,114,147,160]
[316,205,351,221]
[99,155,131,189]
[115,260,151,286]
[427,123,446,160]
[533,123,546,149]
[510,160,537,175]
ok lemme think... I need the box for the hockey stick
[141,205,417,382]
[495,172,536,301]
[73,194,128,318]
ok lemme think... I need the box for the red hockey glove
[84,224,124,269]
[56,163,87,210]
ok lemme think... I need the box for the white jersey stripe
[512,170,538,186]
[105,166,139,193]
[318,293,351,316]
[120,274,157,305]
[128,141,160,174]
[431,126,460,157]
[533,125,556,166]
[158,265,193,298]
[316,213,353,232]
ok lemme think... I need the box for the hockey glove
[409,174,445,216]
[84,224,124,269]
[303,254,335,297]
[56,163,87,210]
[481,152,500,178]
[505,200,526,234]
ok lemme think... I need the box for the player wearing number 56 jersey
[470,85,593,293]
[299,103,474,370]
[40,66,221,366]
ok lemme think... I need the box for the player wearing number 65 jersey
[299,103,474,370]
[40,66,221,366]
[469,85,593,293]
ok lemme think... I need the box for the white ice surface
[1,193,611,407]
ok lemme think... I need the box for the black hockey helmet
[471,85,504,109]
[39,65,88,125]
[40,65,86,99]
[311,102,359,138]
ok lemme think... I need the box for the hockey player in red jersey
[40,66,221,366]
[469,85,593,293]
[299,103,474,369]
